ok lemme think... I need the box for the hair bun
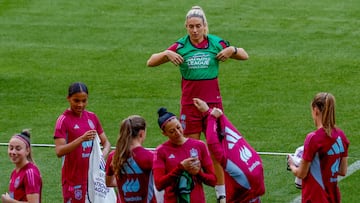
[157,107,176,129]
[157,107,168,117]
[20,129,31,138]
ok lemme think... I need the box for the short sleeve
[54,115,67,139]
[302,132,317,162]
[24,167,42,195]
[106,151,115,176]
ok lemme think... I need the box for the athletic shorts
[62,183,87,203]
[180,103,223,136]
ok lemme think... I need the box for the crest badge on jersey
[74,185,83,200]
[14,177,20,188]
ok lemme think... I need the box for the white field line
[290,160,360,203]
[0,143,356,158]
[0,143,289,155]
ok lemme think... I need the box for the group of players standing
[2,5,349,203]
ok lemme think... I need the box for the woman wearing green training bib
[147,6,249,202]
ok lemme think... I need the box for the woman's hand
[82,130,97,141]
[193,98,209,113]
[1,193,11,203]
[216,46,234,62]
[188,157,201,175]
[210,108,223,118]
[181,157,201,175]
[165,50,184,66]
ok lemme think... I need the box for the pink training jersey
[153,138,216,203]
[8,162,42,202]
[106,147,156,203]
[302,128,349,203]
[54,109,104,191]
[206,113,265,203]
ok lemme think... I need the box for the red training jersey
[106,147,156,203]
[302,128,349,203]
[54,109,104,187]
[8,162,42,202]
[205,113,265,203]
[153,138,216,203]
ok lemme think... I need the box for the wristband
[233,46,238,55]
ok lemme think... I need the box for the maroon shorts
[62,183,87,203]
[180,103,223,136]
